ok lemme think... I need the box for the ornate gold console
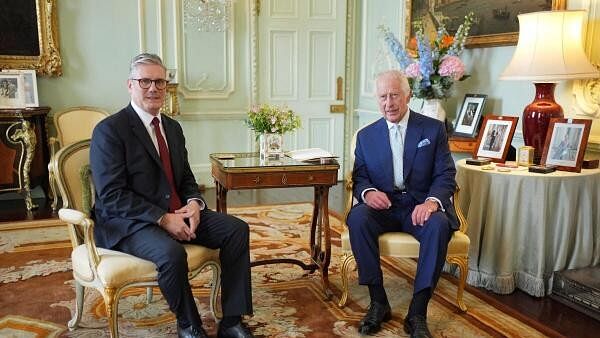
[0,107,50,210]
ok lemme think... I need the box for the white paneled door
[258,0,347,179]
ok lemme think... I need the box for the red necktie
[151,117,182,211]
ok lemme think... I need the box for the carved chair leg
[68,281,85,330]
[337,253,356,308]
[447,256,468,312]
[103,288,120,338]
[209,262,222,320]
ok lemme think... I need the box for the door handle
[336,76,343,100]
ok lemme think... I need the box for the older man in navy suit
[91,53,253,338]
[347,70,457,337]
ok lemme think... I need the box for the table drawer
[229,171,336,188]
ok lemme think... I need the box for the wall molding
[176,0,236,99]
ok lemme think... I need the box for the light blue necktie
[390,124,404,189]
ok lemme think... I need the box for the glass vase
[258,133,283,160]
[420,99,446,122]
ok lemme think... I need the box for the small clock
[518,146,534,166]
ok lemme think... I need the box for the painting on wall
[405,0,566,48]
[0,0,62,76]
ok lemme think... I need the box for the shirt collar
[386,108,410,130]
[131,100,162,127]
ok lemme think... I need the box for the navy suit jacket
[352,111,458,229]
[90,104,204,249]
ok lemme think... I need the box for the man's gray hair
[375,69,411,95]
[129,53,166,78]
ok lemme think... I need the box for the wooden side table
[0,107,50,210]
[210,152,339,298]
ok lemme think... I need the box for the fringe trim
[443,263,547,297]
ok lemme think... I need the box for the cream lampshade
[500,10,599,163]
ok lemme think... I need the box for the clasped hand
[364,190,438,226]
[158,200,202,241]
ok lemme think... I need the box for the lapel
[403,111,423,180]
[126,105,162,168]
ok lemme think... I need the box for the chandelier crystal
[183,0,231,32]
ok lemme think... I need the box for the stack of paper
[286,148,337,162]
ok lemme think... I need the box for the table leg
[311,185,332,299]
[215,182,228,213]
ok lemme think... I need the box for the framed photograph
[541,118,592,173]
[0,72,25,108]
[0,0,62,76]
[473,115,519,162]
[11,69,38,107]
[453,94,487,138]
[405,0,566,48]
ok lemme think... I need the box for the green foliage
[245,104,301,135]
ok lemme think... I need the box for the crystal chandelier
[183,0,232,32]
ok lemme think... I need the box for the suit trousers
[114,208,253,328]
[346,191,452,294]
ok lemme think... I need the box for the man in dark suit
[347,70,457,337]
[90,53,253,338]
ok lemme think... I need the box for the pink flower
[404,63,421,78]
[438,55,465,81]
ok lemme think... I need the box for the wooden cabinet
[0,107,50,210]
[449,136,477,154]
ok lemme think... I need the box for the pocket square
[417,138,431,148]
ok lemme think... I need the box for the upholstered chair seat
[70,241,220,286]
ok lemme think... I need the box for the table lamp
[500,10,599,163]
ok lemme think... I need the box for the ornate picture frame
[453,93,487,138]
[0,0,62,76]
[473,115,519,162]
[405,0,567,48]
[541,118,592,173]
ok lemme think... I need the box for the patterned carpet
[0,203,551,337]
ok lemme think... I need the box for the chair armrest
[48,136,60,157]
[58,208,101,268]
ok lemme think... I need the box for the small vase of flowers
[379,12,475,121]
[245,103,301,160]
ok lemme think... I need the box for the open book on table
[286,148,338,162]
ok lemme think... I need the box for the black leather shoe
[358,302,392,335]
[403,315,433,338]
[217,322,254,338]
[178,325,208,338]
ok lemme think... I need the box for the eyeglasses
[131,78,168,90]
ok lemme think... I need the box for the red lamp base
[522,83,564,163]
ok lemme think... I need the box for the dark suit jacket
[90,104,204,249]
[352,111,459,229]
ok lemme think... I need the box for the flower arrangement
[245,103,301,136]
[380,12,475,100]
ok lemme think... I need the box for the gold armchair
[51,139,222,337]
[337,132,470,311]
[48,106,110,210]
